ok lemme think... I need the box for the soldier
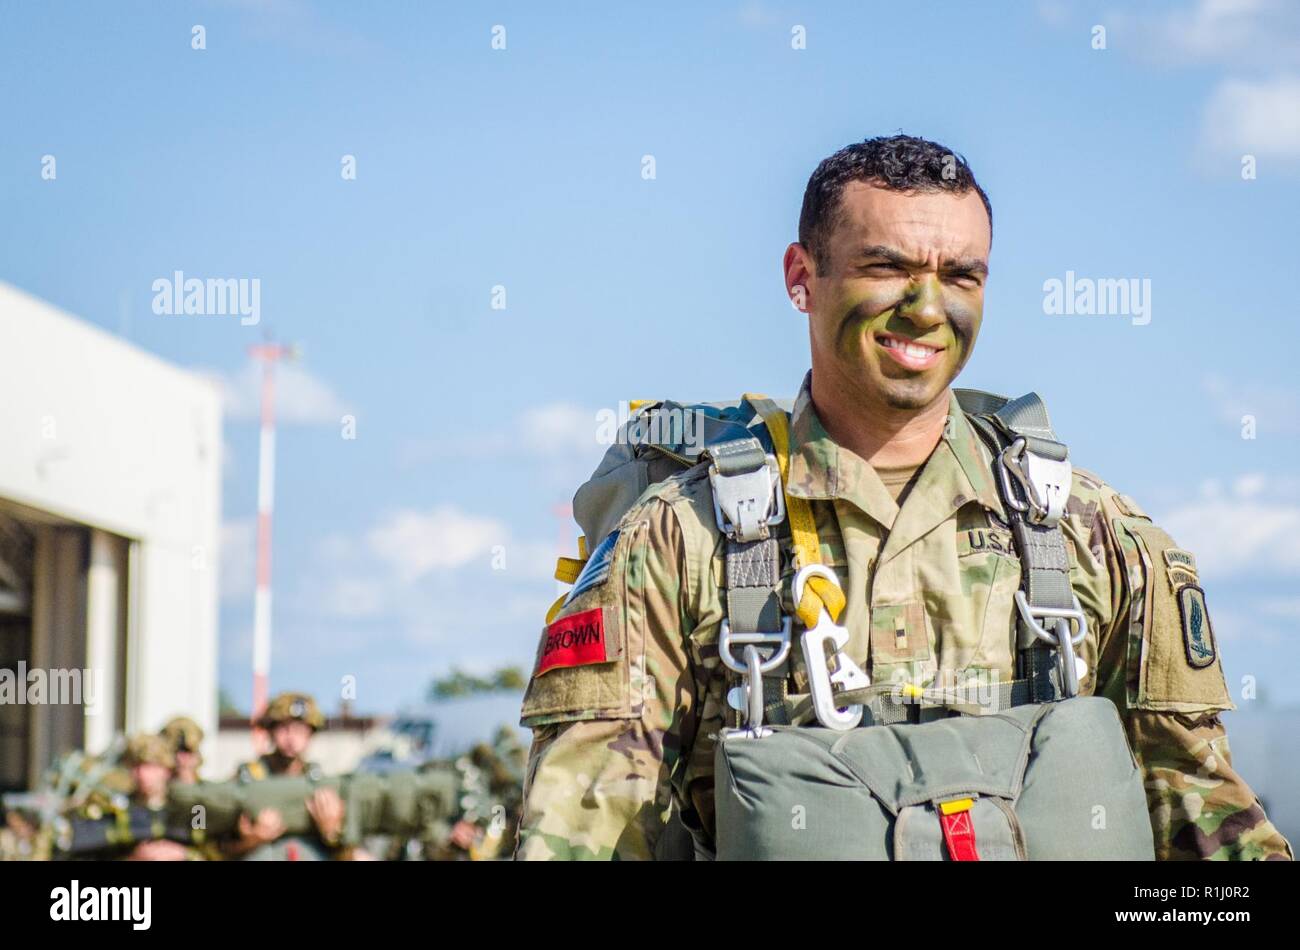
[515,134,1293,861]
[225,691,348,860]
[104,734,193,861]
[159,715,204,785]
[430,725,528,860]
[475,725,526,856]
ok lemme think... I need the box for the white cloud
[1202,375,1300,434]
[519,403,607,456]
[1258,596,1300,620]
[283,503,561,654]
[397,402,613,495]
[220,518,257,603]
[1159,476,1300,578]
[1110,0,1300,70]
[1199,74,1300,159]
[217,0,383,58]
[738,2,782,29]
[366,505,507,582]
[1035,0,1070,27]
[204,361,350,426]
[320,577,388,619]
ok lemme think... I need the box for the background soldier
[68,734,194,861]
[225,691,349,860]
[159,715,205,785]
[427,725,528,860]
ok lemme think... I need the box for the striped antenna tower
[247,340,298,726]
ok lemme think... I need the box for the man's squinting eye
[944,270,984,288]
[861,261,909,276]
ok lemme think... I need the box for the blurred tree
[427,665,525,700]
[217,687,243,718]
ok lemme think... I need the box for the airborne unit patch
[1177,585,1216,669]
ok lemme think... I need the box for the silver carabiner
[999,437,1071,527]
[719,615,791,732]
[794,565,869,731]
[1014,590,1089,697]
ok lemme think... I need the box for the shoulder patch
[537,607,614,675]
[1178,585,1217,669]
[565,529,619,604]
[1114,518,1232,713]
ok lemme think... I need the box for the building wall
[0,282,221,769]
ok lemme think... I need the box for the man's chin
[872,375,945,411]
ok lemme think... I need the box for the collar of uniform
[784,374,1006,546]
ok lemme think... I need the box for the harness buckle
[1013,590,1088,697]
[719,617,791,732]
[708,451,785,543]
[998,437,1071,527]
[794,565,870,731]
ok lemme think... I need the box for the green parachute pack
[559,387,1155,860]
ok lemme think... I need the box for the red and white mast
[248,342,296,723]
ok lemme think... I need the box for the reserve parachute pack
[554,387,1155,861]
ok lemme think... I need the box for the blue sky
[3,0,1299,714]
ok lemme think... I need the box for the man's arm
[515,497,699,860]
[1095,487,1292,860]
[1127,710,1291,860]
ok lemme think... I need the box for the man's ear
[784,242,815,313]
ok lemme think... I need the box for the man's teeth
[881,337,939,359]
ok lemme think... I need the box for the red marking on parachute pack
[939,808,979,861]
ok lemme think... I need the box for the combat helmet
[259,692,326,731]
[122,733,176,770]
[159,715,204,754]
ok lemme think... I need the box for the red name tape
[537,607,608,675]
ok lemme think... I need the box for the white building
[0,282,221,791]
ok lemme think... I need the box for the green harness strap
[707,389,1080,729]
[957,388,1078,704]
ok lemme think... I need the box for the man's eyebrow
[857,245,988,276]
[943,257,989,276]
[857,244,917,266]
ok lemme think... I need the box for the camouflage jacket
[516,378,1293,861]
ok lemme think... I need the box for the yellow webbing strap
[545,593,568,625]
[552,537,589,598]
[554,557,584,584]
[743,393,846,627]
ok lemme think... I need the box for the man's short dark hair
[798,134,992,271]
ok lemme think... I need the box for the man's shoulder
[621,460,722,546]
[1070,465,1151,524]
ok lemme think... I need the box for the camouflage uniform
[465,726,528,859]
[517,378,1293,861]
[232,692,337,860]
[79,734,215,860]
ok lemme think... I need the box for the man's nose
[898,274,945,331]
